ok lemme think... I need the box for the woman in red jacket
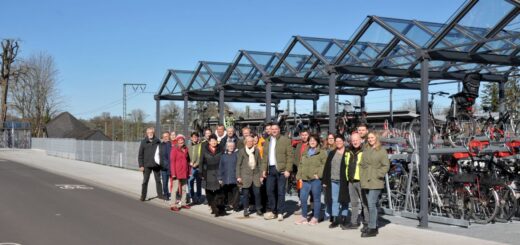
[169,134,191,211]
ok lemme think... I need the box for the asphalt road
[0,159,282,245]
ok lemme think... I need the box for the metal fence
[31,138,141,170]
[0,121,32,149]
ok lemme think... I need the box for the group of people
[137,122,389,238]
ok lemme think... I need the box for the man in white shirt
[261,123,294,221]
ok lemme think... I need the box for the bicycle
[409,91,477,147]
[478,106,519,141]
[336,100,366,137]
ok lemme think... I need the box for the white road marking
[55,184,94,190]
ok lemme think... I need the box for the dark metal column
[499,81,506,113]
[183,93,189,137]
[312,99,317,118]
[328,71,337,134]
[219,87,225,125]
[155,99,161,134]
[360,95,366,112]
[390,89,394,127]
[266,79,272,123]
[419,54,430,228]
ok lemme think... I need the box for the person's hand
[314,174,319,180]
[139,167,144,172]
[260,177,264,182]
[218,180,223,185]
[322,184,327,188]
[262,171,267,178]
[284,171,290,178]
[237,178,242,183]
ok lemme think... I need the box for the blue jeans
[362,189,382,229]
[331,180,348,217]
[266,166,286,214]
[300,179,321,219]
[188,168,202,202]
[161,170,170,199]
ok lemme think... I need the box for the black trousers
[222,184,240,209]
[242,185,262,211]
[206,189,225,214]
[141,166,163,200]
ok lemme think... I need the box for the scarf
[245,146,256,170]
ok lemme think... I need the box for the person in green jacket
[261,123,294,221]
[294,134,327,225]
[360,132,390,238]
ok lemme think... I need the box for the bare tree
[11,52,62,136]
[0,39,20,126]
[398,99,417,111]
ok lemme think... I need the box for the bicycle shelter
[155,0,520,228]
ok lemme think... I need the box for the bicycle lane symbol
[55,184,94,190]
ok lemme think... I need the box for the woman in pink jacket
[169,134,191,211]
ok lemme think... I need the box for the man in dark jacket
[138,127,163,201]
[159,131,172,200]
[219,127,239,153]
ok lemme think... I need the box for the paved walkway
[0,149,511,245]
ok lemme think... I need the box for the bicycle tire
[446,112,476,147]
[494,185,518,222]
[469,187,499,224]
[408,117,437,142]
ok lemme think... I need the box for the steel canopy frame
[154,1,520,229]
[325,0,520,229]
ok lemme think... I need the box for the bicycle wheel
[446,186,469,220]
[469,187,499,224]
[408,117,437,141]
[446,112,476,147]
[494,185,518,222]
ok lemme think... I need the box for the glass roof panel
[380,17,434,47]
[204,62,230,81]
[173,71,194,88]
[458,0,515,30]
[432,0,516,50]
[301,37,345,62]
[245,51,281,74]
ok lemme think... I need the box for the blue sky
[0,0,466,120]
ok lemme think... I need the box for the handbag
[296,179,303,190]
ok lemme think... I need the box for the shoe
[294,216,308,225]
[294,209,302,215]
[256,210,263,216]
[244,209,250,217]
[170,206,180,212]
[308,217,319,225]
[181,205,191,209]
[361,224,369,233]
[264,212,275,220]
[218,210,228,217]
[277,214,284,221]
[139,197,146,202]
[339,217,351,230]
[225,206,232,211]
[343,222,360,230]
[329,217,339,229]
[361,228,378,238]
